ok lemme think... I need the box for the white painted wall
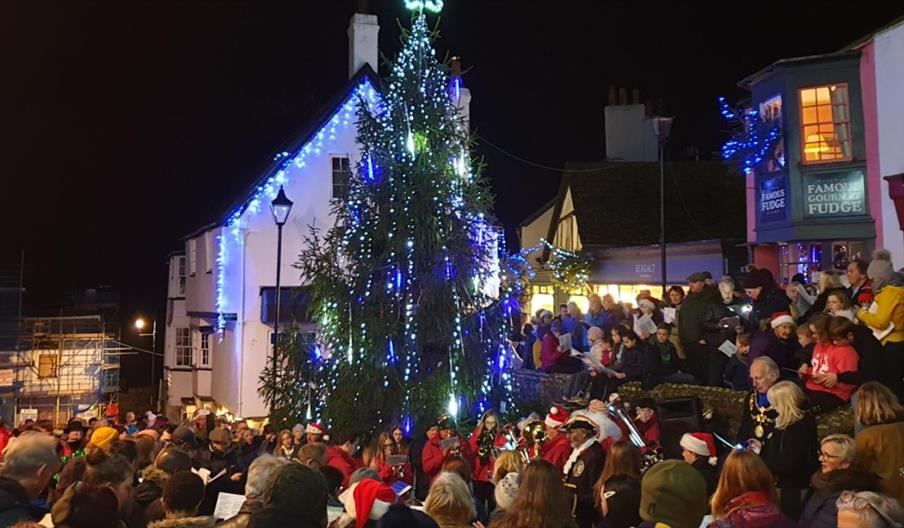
[185,231,218,315]
[875,21,904,266]
[164,253,192,410]
[210,98,363,418]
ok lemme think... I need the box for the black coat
[691,458,718,498]
[0,476,45,527]
[761,413,819,489]
[677,285,721,344]
[751,287,791,331]
[837,324,883,386]
[565,442,606,528]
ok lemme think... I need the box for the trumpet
[607,402,662,471]
[519,420,548,462]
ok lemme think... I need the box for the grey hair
[836,491,904,527]
[821,434,856,466]
[0,432,59,479]
[245,454,288,499]
[349,467,381,486]
[751,356,780,382]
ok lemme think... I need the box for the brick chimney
[348,1,379,79]
[604,87,658,161]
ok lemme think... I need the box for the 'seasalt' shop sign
[803,170,866,219]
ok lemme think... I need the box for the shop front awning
[587,239,740,285]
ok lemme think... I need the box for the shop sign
[803,170,866,218]
[758,173,787,223]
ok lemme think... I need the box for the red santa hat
[545,406,570,429]
[770,312,794,329]
[338,479,396,528]
[680,432,718,466]
[305,422,325,436]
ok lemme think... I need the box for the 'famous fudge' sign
[803,170,866,219]
[759,174,787,223]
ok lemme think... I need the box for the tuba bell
[519,420,548,462]
[607,402,663,471]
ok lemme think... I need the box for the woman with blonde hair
[424,471,476,528]
[759,381,818,519]
[799,434,880,528]
[491,450,523,484]
[708,449,794,527]
[274,429,295,459]
[854,381,904,505]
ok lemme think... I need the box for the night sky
[3,1,902,385]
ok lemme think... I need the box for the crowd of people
[2,250,904,528]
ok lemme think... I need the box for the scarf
[563,438,596,476]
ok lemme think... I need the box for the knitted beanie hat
[640,460,707,528]
[493,472,520,511]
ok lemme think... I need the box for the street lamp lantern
[652,116,674,142]
[270,186,294,226]
[134,318,146,331]
[269,186,293,408]
[652,116,675,298]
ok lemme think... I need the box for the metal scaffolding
[0,315,120,426]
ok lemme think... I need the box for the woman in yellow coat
[854,382,904,506]
[857,253,904,400]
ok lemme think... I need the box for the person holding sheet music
[857,252,904,402]
[540,319,584,374]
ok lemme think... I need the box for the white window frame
[204,232,213,274]
[175,328,192,367]
[189,239,197,276]
[331,155,351,199]
[199,332,210,367]
[177,256,186,296]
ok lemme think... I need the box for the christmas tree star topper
[404,0,443,13]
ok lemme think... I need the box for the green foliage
[290,13,514,436]
[258,323,328,431]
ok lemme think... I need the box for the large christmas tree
[288,3,515,435]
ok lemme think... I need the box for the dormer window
[799,84,851,163]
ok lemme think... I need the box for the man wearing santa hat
[680,432,719,496]
[540,406,571,471]
[563,414,606,528]
[306,422,326,445]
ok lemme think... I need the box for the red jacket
[421,433,475,481]
[327,445,362,489]
[541,433,572,471]
[468,427,507,483]
[0,426,11,456]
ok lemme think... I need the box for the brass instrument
[606,402,662,471]
[519,420,548,461]
[477,429,496,461]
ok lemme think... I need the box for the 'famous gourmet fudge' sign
[802,170,866,219]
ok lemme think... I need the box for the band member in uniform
[421,413,474,483]
[541,407,572,471]
[738,356,780,448]
[469,409,507,514]
[563,415,606,528]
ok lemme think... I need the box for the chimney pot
[632,88,640,105]
[451,56,462,77]
[608,86,617,106]
[618,87,628,105]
